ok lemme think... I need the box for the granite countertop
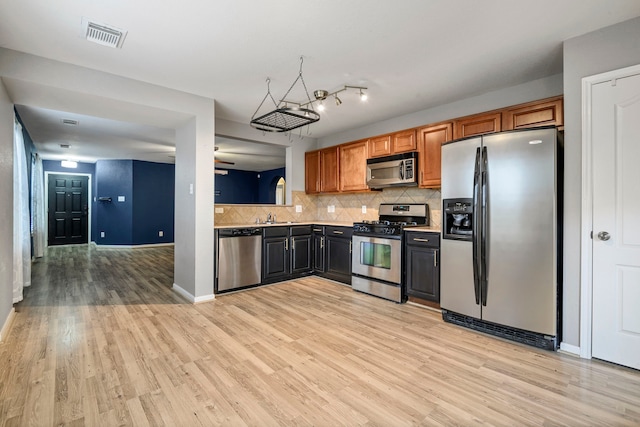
[214,221,354,229]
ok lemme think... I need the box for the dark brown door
[48,174,89,246]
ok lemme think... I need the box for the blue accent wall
[215,167,285,204]
[258,167,285,204]
[95,160,134,245]
[42,159,174,246]
[214,169,259,203]
[132,160,175,244]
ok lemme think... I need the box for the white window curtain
[13,118,31,304]
[31,153,45,258]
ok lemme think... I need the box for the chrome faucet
[266,212,272,223]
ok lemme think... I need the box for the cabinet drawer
[405,232,440,248]
[291,225,312,236]
[326,226,353,238]
[263,226,288,238]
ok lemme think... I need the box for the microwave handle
[399,160,404,180]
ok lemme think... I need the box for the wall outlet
[362,205,367,214]
[295,205,302,213]
[159,231,164,237]
[117,195,125,202]
[328,205,335,213]
[215,207,224,214]
[100,231,105,238]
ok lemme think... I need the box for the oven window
[360,242,392,269]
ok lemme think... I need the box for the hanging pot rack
[250,57,367,133]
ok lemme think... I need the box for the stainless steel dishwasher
[216,228,262,292]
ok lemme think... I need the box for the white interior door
[591,70,640,370]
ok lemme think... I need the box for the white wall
[562,16,640,347]
[0,79,13,337]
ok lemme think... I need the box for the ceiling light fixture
[61,160,78,169]
[250,57,368,133]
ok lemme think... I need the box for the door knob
[597,231,611,241]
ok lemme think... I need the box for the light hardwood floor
[1,245,639,426]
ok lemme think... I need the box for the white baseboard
[559,342,581,357]
[94,242,175,249]
[0,308,16,342]
[172,283,215,304]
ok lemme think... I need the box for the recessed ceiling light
[61,119,79,126]
[60,144,71,148]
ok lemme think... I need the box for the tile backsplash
[215,188,442,227]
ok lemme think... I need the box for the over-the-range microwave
[366,152,418,189]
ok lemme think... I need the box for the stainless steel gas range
[351,203,429,303]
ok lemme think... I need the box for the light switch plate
[215,207,224,214]
[295,205,302,213]
[118,196,125,202]
[328,205,335,213]
[362,205,367,214]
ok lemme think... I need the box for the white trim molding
[0,308,16,342]
[580,63,640,360]
[172,283,215,304]
[559,342,581,357]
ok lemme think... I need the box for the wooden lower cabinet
[339,140,369,192]
[262,226,312,284]
[321,226,353,285]
[404,232,440,302]
[312,226,326,273]
[417,122,452,188]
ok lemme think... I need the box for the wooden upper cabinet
[320,146,339,193]
[392,129,417,154]
[339,140,369,192]
[368,135,391,158]
[502,96,563,130]
[305,150,321,194]
[417,122,453,188]
[453,112,501,140]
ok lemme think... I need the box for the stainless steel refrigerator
[440,127,560,350]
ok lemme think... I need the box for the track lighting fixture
[250,56,368,133]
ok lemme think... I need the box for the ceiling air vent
[82,18,127,48]
[61,119,79,126]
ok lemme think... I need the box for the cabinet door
[320,147,339,193]
[325,236,352,284]
[502,96,563,130]
[305,150,321,194]
[368,135,392,158]
[392,129,417,153]
[453,112,501,140]
[291,235,312,275]
[418,122,452,188]
[263,237,289,282]
[339,140,369,192]
[406,245,440,302]
[312,232,326,273]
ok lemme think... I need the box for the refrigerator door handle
[480,146,489,306]
[472,147,482,305]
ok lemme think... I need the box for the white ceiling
[2,1,640,169]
